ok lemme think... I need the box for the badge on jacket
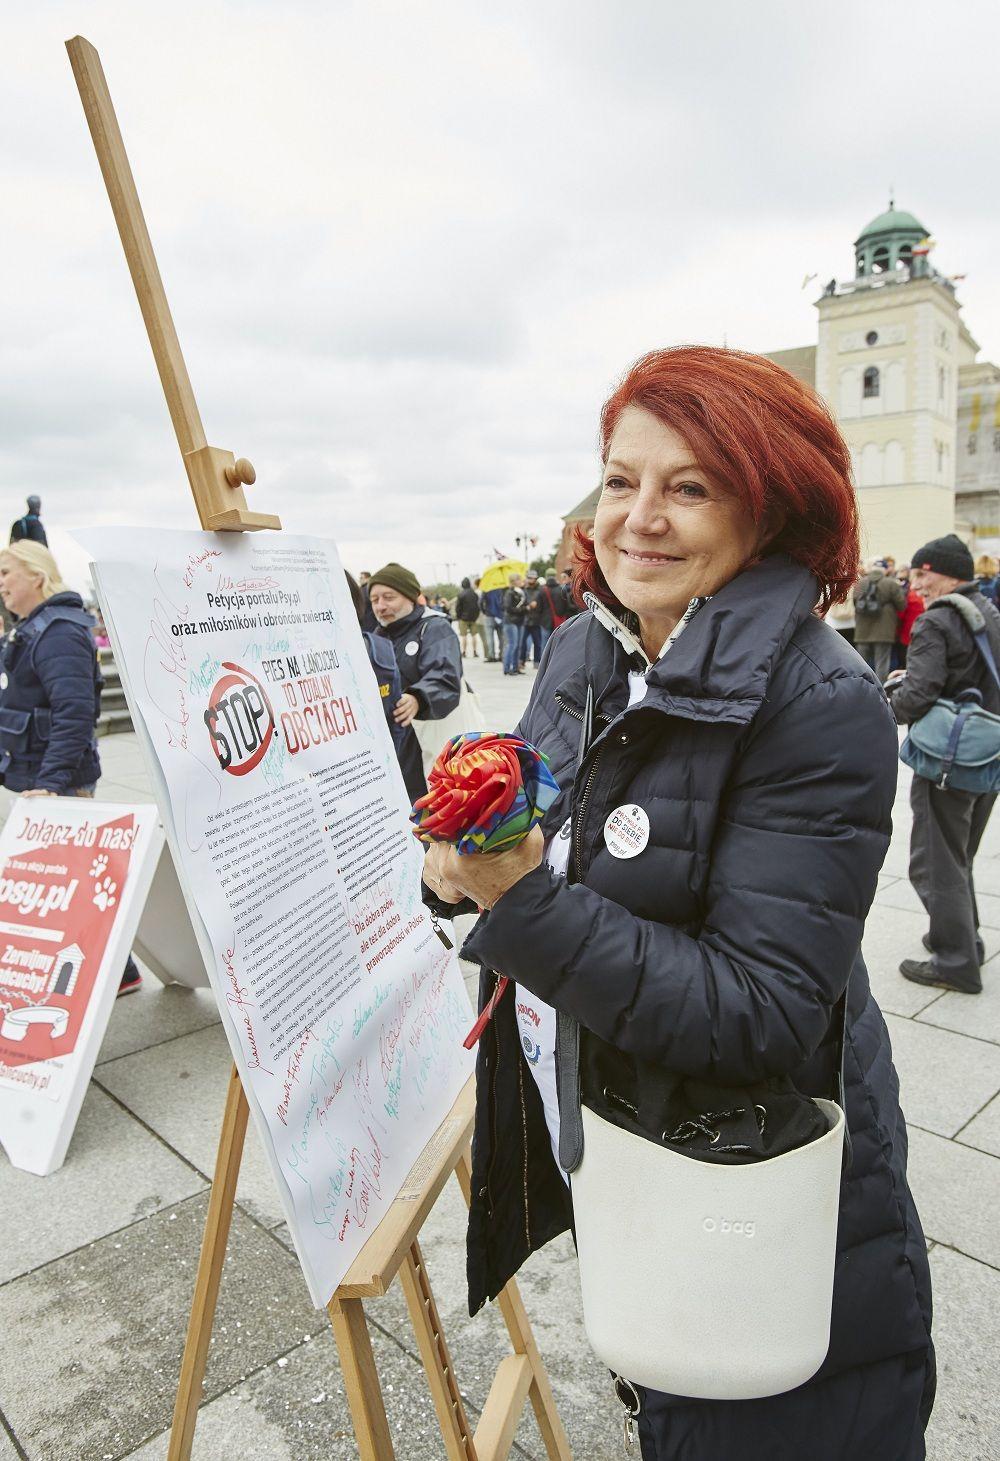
[603,804,650,859]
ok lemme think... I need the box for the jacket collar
[556,554,820,727]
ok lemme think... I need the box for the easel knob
[224,457,256,488]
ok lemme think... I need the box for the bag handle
[556,679,852,1175]
[974,627,1000,690]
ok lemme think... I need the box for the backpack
[900,612,1000,792]
[541,583,567,629]
[854,577,882,617]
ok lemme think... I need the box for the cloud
[3,1,1000,582]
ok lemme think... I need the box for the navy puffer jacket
[459,554,934,1460]
[0,592,102,794]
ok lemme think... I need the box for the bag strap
[556,680,852,1174]
[974,627,1000,690]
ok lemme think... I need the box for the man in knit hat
[886,533,1000,994]
[368,562,462,789]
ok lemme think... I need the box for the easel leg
[328,1293,396,1459]
[399,1240,477,1460]
[455,1152,573,1461]
[168,1063,250,1461]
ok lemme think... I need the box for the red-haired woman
[424,348,933,1459]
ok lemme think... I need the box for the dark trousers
[856,640,893,681]
[909,774,994,988]
[519,622,542,664]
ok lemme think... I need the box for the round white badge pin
[0,673,6,690]
[404,640,420,655]
[603,804,650,859]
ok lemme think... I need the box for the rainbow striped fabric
[410,732,560,856]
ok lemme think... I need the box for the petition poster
[79,530,474,1304]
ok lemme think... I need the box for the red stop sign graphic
[203,662,276,775]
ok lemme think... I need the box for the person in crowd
[454,577,482,658]
[472,577,492,660]
[480,581,505,661]
[536,569,567,652]
[10,495,47,547]
[894,566,925,670]
[423,347,933,1460]
[345,571,425,802]
[368,563,462,771]
[558,567,581,617]
[432,594,453,620]
[502,572,526,675]
[519,568,543,667]
[357,570,378,632]
[0,542,140,995]
[886,534,1000,995]
[853,556,906,681]
[974,553,999,606]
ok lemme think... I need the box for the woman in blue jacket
[424,349,933,1459]
[0,543,139,994]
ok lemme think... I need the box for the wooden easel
[66,36,571,1461]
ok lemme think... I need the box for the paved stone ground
[1,650,999,1460]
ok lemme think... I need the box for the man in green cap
[368,562,463,789]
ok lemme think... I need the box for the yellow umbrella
[479,558,527,593]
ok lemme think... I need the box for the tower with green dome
[809,200,982,562]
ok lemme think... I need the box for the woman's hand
[423,825,544,910]
[21,789,55,798]
[393,692,420,727]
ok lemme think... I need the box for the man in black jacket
[10,495,47,547]
[888,534,1000,993]
[368,561,462,791]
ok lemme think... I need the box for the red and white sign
[0,798,162,1175]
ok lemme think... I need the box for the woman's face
[0,555,45,620]
[594,406,766,651]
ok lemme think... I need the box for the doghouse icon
[49,944,85,997]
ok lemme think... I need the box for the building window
[938,365,946,403]
[872,247,889,273]
[865,330,879,346]
[994,431,1000,454]
[936,442,944,475]
[863,366,880,399]
[898,245,912,268]
[968,433,978,455]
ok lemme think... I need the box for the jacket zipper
[516,1055,531,1250]
[573,743,606,883]
[554,690,610,727]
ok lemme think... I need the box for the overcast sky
[5,1,1000,588]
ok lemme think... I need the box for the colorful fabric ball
[410,731,560,855]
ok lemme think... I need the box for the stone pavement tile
[0,1426,20,1460]
[97,1024,284,1228]
[877,876,1000,930]
[917,954,1000,1043]
[924,1245,1000,1461]
[861,904,950,1017]
[906,1125,1000,1268]
[123,1322,524,1461]
[96,977,220,1066]
[883,1014,1000,1137]
[0,1193,323,1461]
[955,1091,1000,1159]
[966,856,1000,898]
[91,779,158,806]
[0,1085,205,1284]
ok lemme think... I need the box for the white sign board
[79,529,474,1306]
[0,798,162,1174]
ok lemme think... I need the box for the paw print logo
[90,855,109,879]
[93,876,118,911]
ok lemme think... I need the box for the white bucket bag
[559,686,850,1402]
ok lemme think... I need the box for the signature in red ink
[222,944,272,1076]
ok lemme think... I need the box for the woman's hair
[572,346,861,613]
[975,553,998,578]
[1,540,68,599]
